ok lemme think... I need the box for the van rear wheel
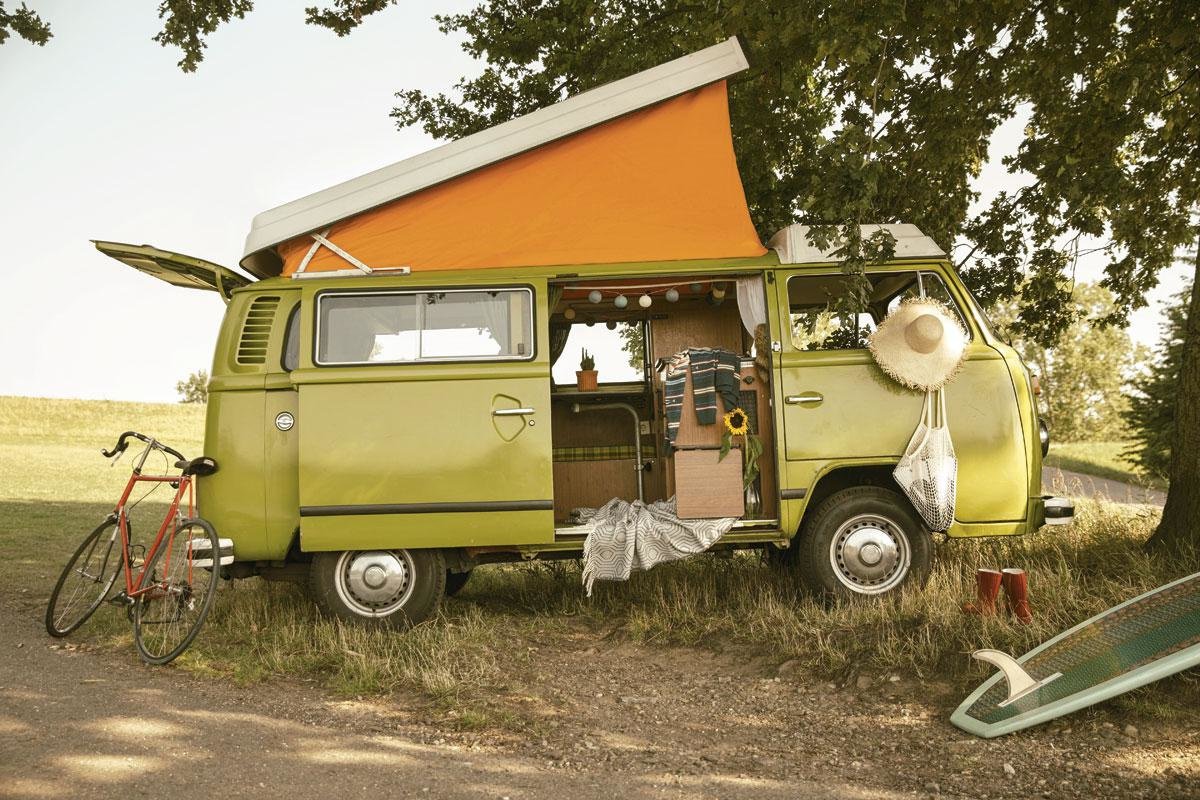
[796,486,931,601]
[309,549,446,629]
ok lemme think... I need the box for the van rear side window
[315,288,534,365]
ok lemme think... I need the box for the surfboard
[951,570,1200,738]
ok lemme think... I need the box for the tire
[133,518,221,665]
[795,486,932,601]
[445,569,472,598]
[308,549,446,629]
[45,517,125,637]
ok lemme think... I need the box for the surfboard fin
[972,649,1063,707]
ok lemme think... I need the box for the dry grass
[2,396,1196,716]
[1046,440,1165,489]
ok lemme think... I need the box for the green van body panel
[198,289,301,561]
[292,274,554,552]
[770,263,1029,527]
[195,252,1047,562]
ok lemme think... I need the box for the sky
[0,4,1188,402]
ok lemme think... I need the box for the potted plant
[577,349,598,391]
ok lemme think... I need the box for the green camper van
[93,39,1072,628]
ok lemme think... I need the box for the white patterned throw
[577,497,736,595]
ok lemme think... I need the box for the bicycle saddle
[175,456,218,477]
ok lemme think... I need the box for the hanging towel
[687,347,742,423]
[663,351,690,451]
[688,348,720,423]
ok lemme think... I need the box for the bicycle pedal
[107,592,134,607]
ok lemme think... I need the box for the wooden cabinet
[674,448,744,518]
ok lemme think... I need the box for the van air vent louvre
[236,295,280,365]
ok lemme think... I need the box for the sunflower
[723,407,749,436]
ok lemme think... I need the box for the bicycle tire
[132,517,220,665]
[45,516,125,637]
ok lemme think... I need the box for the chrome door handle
[785,393,823,406]
[493,408,535,416]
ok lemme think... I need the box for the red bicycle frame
[113,445,196,599]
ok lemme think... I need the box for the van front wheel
[309,549,446,629]
[796,486,931,601]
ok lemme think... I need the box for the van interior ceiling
[547,275,777,528]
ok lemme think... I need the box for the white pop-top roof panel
[242,37,750,265]
[768,224,946,264]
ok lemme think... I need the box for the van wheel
[309,549,446,629]
[796,486,931,601]
[445,569,472,597]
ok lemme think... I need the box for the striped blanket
[663,348,743,452]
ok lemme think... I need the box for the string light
[638,294,653,308]
[614,294,629,309]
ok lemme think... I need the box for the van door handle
[493,408,535,416]
[785,393,823,406]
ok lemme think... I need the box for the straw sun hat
[867,298,968,392]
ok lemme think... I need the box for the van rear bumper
[1038,495,1075,527]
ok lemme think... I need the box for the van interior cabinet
[674,447,744,518]
[657,357,776,521]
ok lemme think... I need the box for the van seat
[552,445,638,463]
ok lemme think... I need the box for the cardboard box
[675,447,744,519]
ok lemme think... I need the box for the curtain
[735,276,768,336]
[477,292,511,354]
[547,285,570,368]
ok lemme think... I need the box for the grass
[1045,439,1166,490]
[2,396,1197,722]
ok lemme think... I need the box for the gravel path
[2,603,1196,800]
[1042,467,1166,507]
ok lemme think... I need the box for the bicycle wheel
[45,516,125,637]
[132,518,220,665]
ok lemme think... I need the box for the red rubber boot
[1002,568,1033,624]
[962,569,1003,615]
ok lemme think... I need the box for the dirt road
[2,603,1196,800]
[1043,467,1166,506]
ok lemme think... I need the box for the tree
[995,283,1143,443]
[1126,279,1193,483]
[373,2,1200,549]
[17,2,1200,545]
[176,370,209,404]
[617,322,644,370]
[3,2,396,69]
[0,2,50,47]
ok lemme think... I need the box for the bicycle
[44,431,224,665]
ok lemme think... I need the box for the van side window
[787,271,970,351]
[887,272,970,334]
[281,305,301,372]
[315,288,534,365]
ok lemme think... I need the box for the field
[1045,440,1166,490]
[2,395,1196,716]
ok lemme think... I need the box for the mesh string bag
[893,388,957,531]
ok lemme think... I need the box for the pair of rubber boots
[963,568,1032,624]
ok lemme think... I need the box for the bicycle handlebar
[101,431,186,463]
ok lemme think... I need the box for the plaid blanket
[575,497,736,595]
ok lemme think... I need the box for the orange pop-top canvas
[277,81,765,274]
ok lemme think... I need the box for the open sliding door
[293,278,554,551]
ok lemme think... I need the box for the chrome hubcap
[829,514,910,594]
[334,550,415,617]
